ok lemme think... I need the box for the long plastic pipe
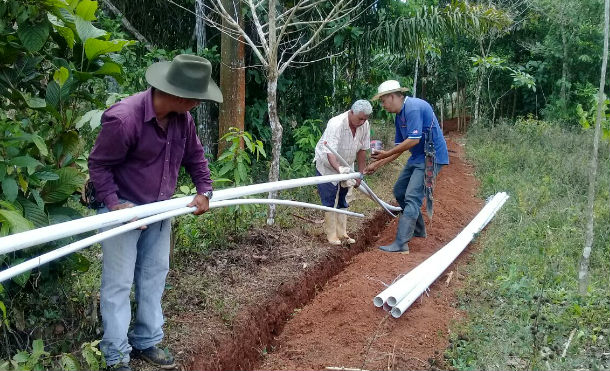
[0,173,361,255]
[323,142,401,216]
[382,193,510,308]
[387,192,509,318]
[385,193,509,308]
[373,192,508,308]
[0,198,364,283]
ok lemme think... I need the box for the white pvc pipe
[323,142,401,216]
[373,259,431,307]
[373,192,509,308]
[386,193,509,308]
[383,193,510,308]
[0,198,363,283]
[388,192,509,318]
[0,173,361,255]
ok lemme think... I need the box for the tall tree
[218,0,245,155]
[196,0,367,224]
[195,0,215,156]
[579,0,608,295]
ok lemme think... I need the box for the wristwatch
[200,190,213,200]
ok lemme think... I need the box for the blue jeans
[316,170,349,208]
[98,204,171,366]
[393,162,444,219]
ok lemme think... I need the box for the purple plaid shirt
[88,88,212,209]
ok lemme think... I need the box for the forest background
[0,0,608,369]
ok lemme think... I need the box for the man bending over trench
[314,100,372,245]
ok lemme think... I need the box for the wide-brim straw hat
[146,54,223,103]
[371,80,408,101]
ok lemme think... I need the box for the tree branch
[100,0,155,52]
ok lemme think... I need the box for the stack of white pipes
[0,173,364,283]
[0,173,361,255]
[373,192,509,318]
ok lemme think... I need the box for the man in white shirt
[314,100,372,245]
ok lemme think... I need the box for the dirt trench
[178,135,481,371]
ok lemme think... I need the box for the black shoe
[131,346,176,369]
[106,363,131,371]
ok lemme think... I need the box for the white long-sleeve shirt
[314,111,370,177]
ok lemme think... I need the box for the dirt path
[257,136,482,370]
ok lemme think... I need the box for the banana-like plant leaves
[75,0,98,21]
[41,167,85,204]
[17,21,50,52]
[84,39,135,61]
[18,197,49,228]
[0,208,33,234]
[74,15,107,43]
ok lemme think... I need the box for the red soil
[257,135,482,370]
[179,134,482,371]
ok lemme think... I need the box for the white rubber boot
[336,213,355,244]
[324,212,342,245]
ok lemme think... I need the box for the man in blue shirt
[364,80,449,253]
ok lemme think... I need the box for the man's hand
[111,202,147,230]
[355,178,362,188]
[341,178,357,188]
[338,166,352,174]
[364,162,379,175]
[371,149,389,160]
[188,194,210,215]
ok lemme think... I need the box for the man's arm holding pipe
[364,138,419,174]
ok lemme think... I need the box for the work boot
[379,213,417,253]
[131,346,176,369]
[324,212,341,245]
[336,213,355,244]
[413,212,427,238]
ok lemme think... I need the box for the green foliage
[445,120,610,370]
[576,97,610,140]
[281,119,322,178]
[0,339,105,371]
[0,0,133,364]
[216,128,266,187]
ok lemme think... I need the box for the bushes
[0,0,133,366]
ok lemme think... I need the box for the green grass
[445,118,610,370]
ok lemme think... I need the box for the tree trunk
[412,56,419,98]
[512,89,517,120]
[579,0,609,295]
[561,23,568,109]
[194,0,215,157]
[474,70,484,126]
[266,0,282,225]
[440,97,444,131]
[218,0,245,155]
[461,86,467,131]
[455,76,459,129]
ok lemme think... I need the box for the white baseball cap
[371,80,408,101]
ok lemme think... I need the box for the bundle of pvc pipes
[0,172,362,255]
[0,198,364,283]
[374,192,509,318]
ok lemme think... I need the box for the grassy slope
[446,119,610,370]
